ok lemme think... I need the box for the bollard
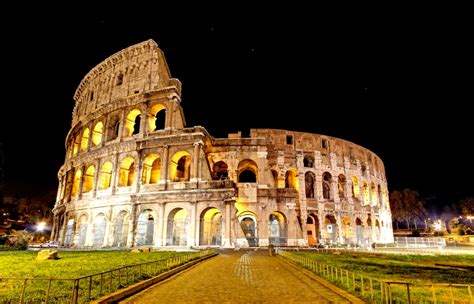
[268,244,275,256]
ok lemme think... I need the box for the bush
[6,230,32,250]
[433,231,444,237]
[410,230,421,237]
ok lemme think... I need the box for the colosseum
[51,39,393,249]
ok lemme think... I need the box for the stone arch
[136,209,155,246]
[322,172,332,199]
[92,121,104,146]
[285,168,298,191]
[98,161,113,189]
[72,132,81,156]
[118,157,135,187]
[148,103,167,131]
[375,219,381,241]
[238,211,258,247]
[212,161,229,180]
[324,215,337,243]
[167,208,189,246]
[106,115,120,141]
[362,181,369,205]
[142,154,161,184]
[80,128,90,151]
[305,171,315,198]
[377,184,383,208]
[271,169,279,187]
[113,211,130,247]
[356,217,363,244]
[306,214,320,246]
[82,165,95,193]
[93,213,106,246]
[170,151,191,182]
[342,216,351,243]
[123,109,141,137]
[77,214,88,246]
[64,218,75,246]
[237,159,258,183]
[321,138,330,150]
[370,182,378,206]
[303,154,314,168]
[71,169,82,197]
[199,207,222,246]
[269,211,287,246]
[338,174,346,199]
[352,176,360,198]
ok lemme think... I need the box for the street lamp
[36,222,46,232]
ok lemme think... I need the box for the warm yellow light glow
[148,104,166,131]
[98,162,113,189]
[285,168,299,191]
[170,151,191,182]
[82,165,95,193]
[119,157,135,187]
[92,122,104,146]
[352,176,360,197]
[80,128,90,151]
[36,222,46,232]
[370,182,378,206]
[237,159,258,183]
[142,154,161,184]
[173,208,189,220]
[72,134,80,156]
[71,169,82,197]
[362,181,370,205]
[124,109,141,137]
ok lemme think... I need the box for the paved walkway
[121,250,353,303]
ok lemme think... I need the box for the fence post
[73,279,80,304]
[407,283,411,304]
[468,285,472,302]
[100,273,104,295]
[449,285,454,303]
[431,284,437,303]
[370,278,373,300]
[19,278,28,304]
[45,278,52,304]
[88,276,92,301]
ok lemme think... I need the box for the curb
[92,253,218,303]
[277,256,366,304]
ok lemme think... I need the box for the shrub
[6,230,32,250]
[410,230,421,237]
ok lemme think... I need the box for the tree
[390,189,427,229]
[459,197,474,217]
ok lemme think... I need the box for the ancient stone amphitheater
[51,40,393,248]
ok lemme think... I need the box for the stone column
[161,203,167,246]
[159,145,169,188]
[223,199,233,248]
[135,151,144,193]
[111,154,119,195]
[191,142,202,182]
[117,110,126,141]
[60,212,68,245]
[189,202,197,246]
[78,165,85,200]
[331,179,339,203]
[93,159,100,198]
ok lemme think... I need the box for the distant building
[52,40,393,248]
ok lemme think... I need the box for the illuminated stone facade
[52,40,393,248]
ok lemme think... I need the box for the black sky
[0,6,472,208]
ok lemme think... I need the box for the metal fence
[0,250,215,304]
[390,237,446,248]
[278,250,473,303]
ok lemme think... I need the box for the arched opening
[148,104,167,131]
[366,217,373,242]
[80,128,90,151]
[123,109,141,137]
[321,138,330,150]
[371,182,378,206]
[92,122,104,146]
[305,172,315,198]
[352,176,360,198]
[167,208,189,246]
[285,169,299,191]
[338,174,346,199]
[98,162,113,190]
[378,185,383,208]
[113,211,129,247]
[93,213,106,247]
[72,133,81,156]
[142,154,161,184]
[212,161,229,180]
[106,116,120,141]
[71,169,82,197]
[375,219,381,241]
[306,214,320,246]
[269,211,287,246]
[356,218,363,244]
[342,216,351,243]
[324,215,337,243]
[239,212,258,247]
[271,170,279,187]
[199,208,222,246]
[237,159,258,183]
[118,157,135,187]
[303,155,314,168]
[362,181,370,205]
[77,214,88,246]
[136,210,155,246]
[82,165,95,193]
[116,73,124,86]
[64,219,75,246]
[170,151,191,182]
[322,172,332,199]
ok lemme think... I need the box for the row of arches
[63,208,288,247]
[69,105,167,158]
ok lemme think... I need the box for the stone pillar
[344,180,353,204]
[60,212,68,245]
[189,202,197,246]
[129,201,138,247]
[160,145,169,187]
[161,203,167,246]
[117,110,126,141]
[223,199,233,248]
[92,159,100,198]
[191,142,202,182]
[135,151,144,193]
[111,154,119,195]
[331,179,339,203]
[78,165,85,200]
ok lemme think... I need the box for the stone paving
[121,249,353,303]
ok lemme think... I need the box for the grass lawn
[0,250,188,278]
[296,251,474,284]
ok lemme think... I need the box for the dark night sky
[0,6,472,209]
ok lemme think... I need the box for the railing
[278,250,473,303]
[0,250,215,304]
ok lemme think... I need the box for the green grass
[296,252,474,284]
[0,250,187,278]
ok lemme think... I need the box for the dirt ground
[121,249,352,303]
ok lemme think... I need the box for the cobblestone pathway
[121,249,352,303]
